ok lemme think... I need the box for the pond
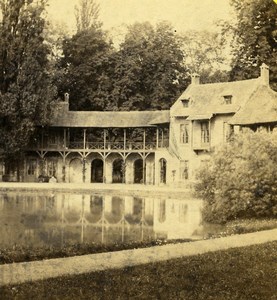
[0,192,205,249]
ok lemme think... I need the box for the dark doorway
[160,158,167,184]
[134,159,143,183]
[91,159,103,183]
[112,158,124,183]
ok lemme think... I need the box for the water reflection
[0,192,203,249]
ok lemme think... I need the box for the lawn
[1,241,277,299]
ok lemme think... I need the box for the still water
[0,192,204,249]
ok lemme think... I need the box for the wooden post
[104,129,106,150]
[82,158,86,183]
[83,129,87,150]
[156,127,159,149]
[122,158,126,183]
[143,128,146,151]
[41,129,44,149]
[103,156,106,183]
[63,128,67,148]
[67,128,70,149]
[123,129,126,150]
[142,156,146,184]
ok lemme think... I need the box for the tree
[195,131,277,224]
[226,0,277,90]
[0,0,56,155]
[58,25,114,110]
[75,0,100,32]
[181,30,230,84]
[59,21,188,111]
[109,22,188,111]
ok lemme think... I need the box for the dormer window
[181,98,190,107]
[223,95,232,104]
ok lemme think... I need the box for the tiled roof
[171,78,261,117]
[229,85,277,125]
[51,106,170,128]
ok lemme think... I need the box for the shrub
[195,130,277,223]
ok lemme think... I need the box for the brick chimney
[64,92,69,102]
[191,73,200,85]
[260,63,269,85]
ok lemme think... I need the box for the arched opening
[159,158,167,184]
[69,158,83,183]
[112,158,124,183]
[134,159,143,184]
[91,159,103,183]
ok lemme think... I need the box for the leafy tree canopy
[0,0,56,155]
[109,22,189,111]
[60,21,189,111]
[181,30,230,84]
[195,130,277,224]
[58,25,114,110]
[75,0,100,32]
[226,0,277,89]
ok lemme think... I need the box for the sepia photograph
[0,0,277,299]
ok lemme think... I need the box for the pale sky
[47,0,234,35]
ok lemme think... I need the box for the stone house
[0,64,276,184]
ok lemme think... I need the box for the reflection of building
[1,65,277,184]
[153,199,202,239]
[0,193,203,248]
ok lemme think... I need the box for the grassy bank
[1,241,277,299]
[206,218,277,238]
[1,218,277,265]
[0,239,191,265]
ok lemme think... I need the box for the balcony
[192,143,210,152]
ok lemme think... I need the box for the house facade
[1,64,277,185]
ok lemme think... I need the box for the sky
[47,0,234,35]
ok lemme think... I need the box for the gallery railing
[28,140,169,151]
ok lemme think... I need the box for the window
[201,122,210,144]
[223,95,232,104]
[181,99,190,107]
[180,124,189,144]
[27,159,37,176]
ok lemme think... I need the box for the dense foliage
[195,131,277,223]
[58,26,113,110]
[58,21,189,111]
[0,0,56,154]
[181,30,229,84]
[109,22,188,111]
[227,0,277,89]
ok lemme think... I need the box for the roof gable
[229,85,277,125]
[171,78,261,117]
